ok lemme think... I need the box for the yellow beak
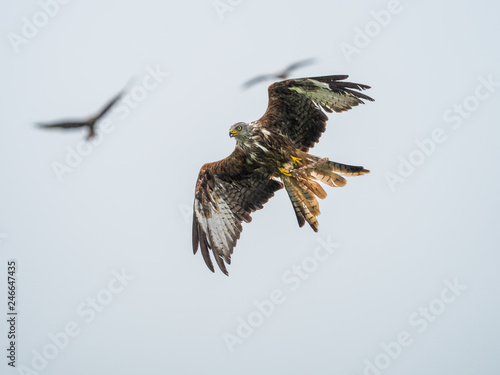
[229,129,239,137]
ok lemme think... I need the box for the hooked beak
[229,129,239,138]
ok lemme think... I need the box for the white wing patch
[290,79,362,113]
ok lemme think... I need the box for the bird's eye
[236,125,242,131]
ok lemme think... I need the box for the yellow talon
[279,167,292,176]
[291,156,302,165]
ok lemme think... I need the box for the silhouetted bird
[242,58,317,89]
[37,90,124,140]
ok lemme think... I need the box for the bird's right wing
[37,121,86,129]
[193,149,282,275]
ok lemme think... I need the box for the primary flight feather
[193,75,373,275]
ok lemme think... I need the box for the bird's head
[229,122,251,142]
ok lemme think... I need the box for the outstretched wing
[193,150,282,275]
[281,58,316,76]
[37,121,87,129]
[242,74,277,90]
[257,75,374,152]
[92,90,124,120]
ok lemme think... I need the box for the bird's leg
[279,167,292,177]
[291,155,302,165]
[279,160,295,177]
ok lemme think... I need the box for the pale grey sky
[1,1,499,374]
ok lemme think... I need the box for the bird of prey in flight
[242,58,316,89]
[193,75,373,275]
[37,90,124,140]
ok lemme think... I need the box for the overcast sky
[1,0,499,374]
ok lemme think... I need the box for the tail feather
[281,156,369,232]
[282,177,306,228]
[282,176,319,232]
[303,179,327,199]
[295,178,320,216]
[325,160,369,176]
[310,170,346,187]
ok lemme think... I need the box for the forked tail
[281,159,369,231]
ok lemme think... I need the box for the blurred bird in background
[242,58,317,89]
[37,89,124,140]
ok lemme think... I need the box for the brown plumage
[193,75,373,275]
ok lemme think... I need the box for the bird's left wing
[193,150,282,275]
[257,75,374,152]
[242,74,276,89]
[93,90,124,120]
[282,58,316,76]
